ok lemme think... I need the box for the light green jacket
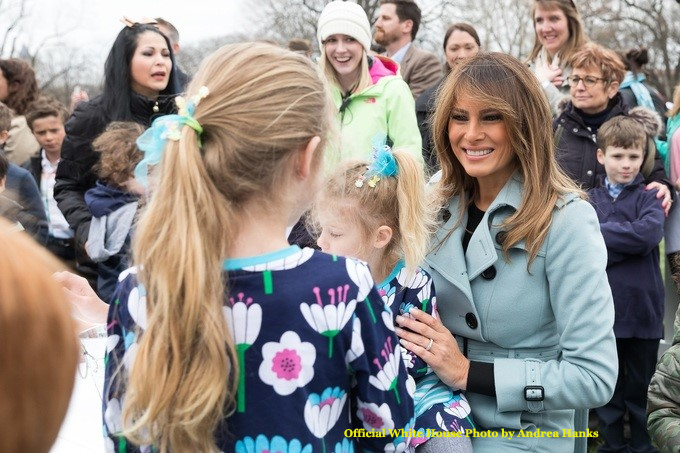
[326,57,422,168]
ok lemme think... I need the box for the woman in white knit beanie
[317,0,422,166]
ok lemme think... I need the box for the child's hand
[395,307,470,390]
[53,271,108,333]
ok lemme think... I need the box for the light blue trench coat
[424,173,618,452]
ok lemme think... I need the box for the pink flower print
[259,331,316,396]
[356,399,395,432]
[300,285,356,358]
[369,337,403,404]
[271,348,302,380]
[441,395,473,431]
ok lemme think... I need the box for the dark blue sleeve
[599,190,665,256]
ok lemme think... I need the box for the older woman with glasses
[554,42,672,210]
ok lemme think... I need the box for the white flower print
[444,396,472,420]
[123,341,138,372]
[345,316,365,363]
[304,387,347,438]
[405,375,416,398]
[345,259,374,302]
[300,285,356,358]
[223,293,262,346]
[369,337,404,404]
[396,267,429,290]
[106,334,120,354]
[127,285,147,330]
[117,266,137,282]
[104,397,122,434]
[382,309,396,331]
[416,284,434,315]
[356,399,395,431]
[259,331,316,396]
[224,292,263,412]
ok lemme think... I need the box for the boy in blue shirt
[588,114,665,453]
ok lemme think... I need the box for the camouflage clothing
[648,305,680,450]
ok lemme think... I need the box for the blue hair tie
[355,134,398,188]
[134,86,209,187]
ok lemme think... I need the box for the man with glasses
[553,42,672,206]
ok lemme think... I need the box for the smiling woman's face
[534,5,569,58]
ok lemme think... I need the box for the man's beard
[373,28,399,47]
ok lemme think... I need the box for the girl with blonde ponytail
[313,145,474,452]
[102,42,412,453]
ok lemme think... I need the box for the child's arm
[346,259,414,451]
[598,190,665,257]
[398,268,437,380]
[102,270,144,452]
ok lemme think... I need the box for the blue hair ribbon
[134,86,209,187]
[355,134,398,188]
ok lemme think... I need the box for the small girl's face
[316,204,370,262]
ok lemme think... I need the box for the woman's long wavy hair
[431,52,583,266]
[527,0,588,65]
[101,24,180,122]
[123,42,333,452]
[0,58,39,115]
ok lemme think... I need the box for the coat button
[442,209,451,222]
[573,128,578,133]
[587,170,593,176]
[465,312,478,329]
[481,266,497,280]
[495,230,508,246]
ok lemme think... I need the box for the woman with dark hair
[0,58,40,164]
[416,23,481,171]
[619,47,667,136]
[54,20,180,291]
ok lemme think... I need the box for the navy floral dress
[378,263,474,450]
[103,247,414,452]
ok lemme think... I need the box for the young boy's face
[31,115,65,155]
[596,145,644,185]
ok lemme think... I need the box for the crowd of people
[2,1,680,452]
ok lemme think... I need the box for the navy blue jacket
[85,182,138,303]
[588,174,665,339]
[5,162,48,244]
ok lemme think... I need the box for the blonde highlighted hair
[0,218,77,453]
[432,52,583,267]
[314,150,436,278]
[124,42,333,452]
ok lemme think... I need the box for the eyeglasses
[567,75,608,88]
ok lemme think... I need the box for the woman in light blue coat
[395,52,618,452]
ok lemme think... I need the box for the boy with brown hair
[588,113,665,453]
[23,96,75,261]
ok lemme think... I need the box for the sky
[12,0,250,56]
